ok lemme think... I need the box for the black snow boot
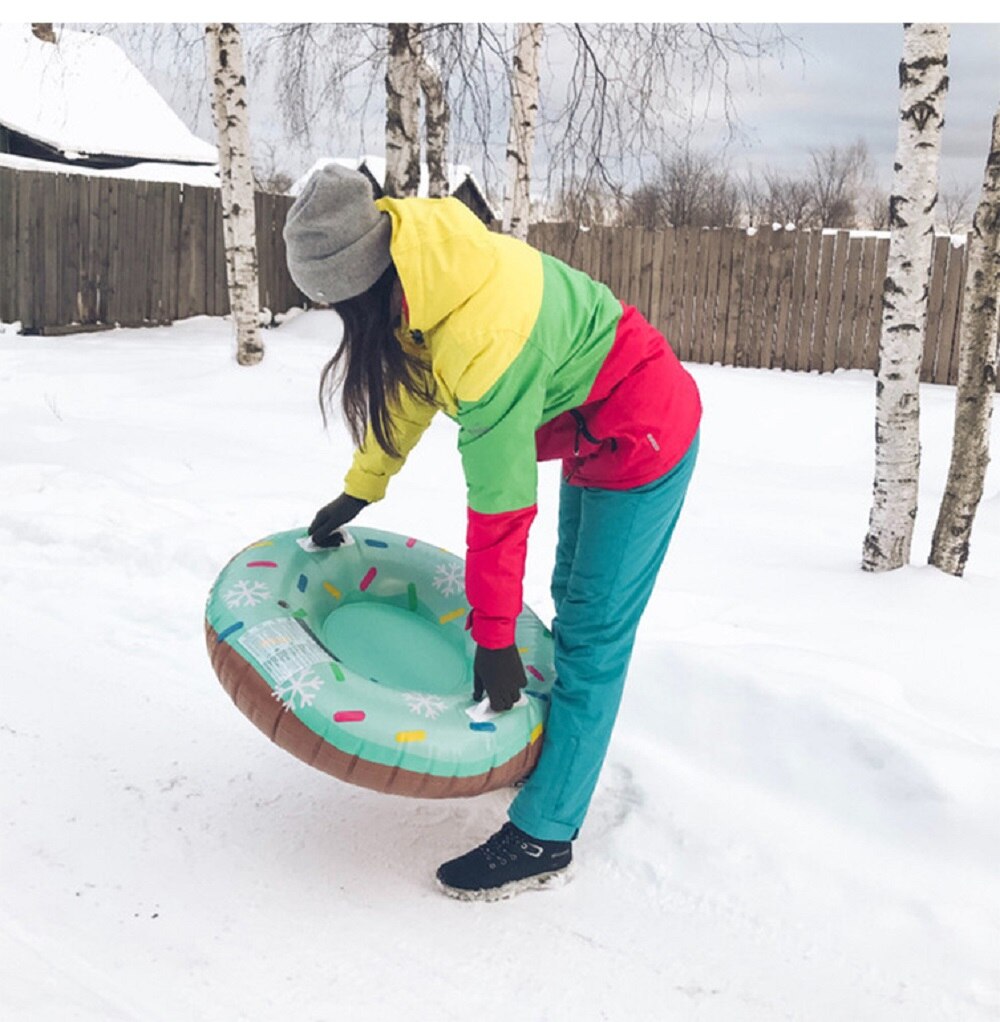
[436,822,573,902]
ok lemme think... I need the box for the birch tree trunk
[928,107,1000,576]
[206,23,262,367]
[861,23,949,572]
[385,24,422,199]
[503,23,544,240]
[418,51,450,198]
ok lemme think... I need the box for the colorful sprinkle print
[360,567,377,591]
[246,560,278,569]
[407,583,418,611]
[395,730,427,743]
[406,538,417,548]
[333,710,366,723]
[323,582,342,599]
[438,607,466,625]
[530,723,544,743]
[364,539,389,548]
[217,621,243,643]
[469,721,497,732]
[526,665,545,682]
[297,574,308,593]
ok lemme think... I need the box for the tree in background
[624,183,666,229]
[760,170,813,228]
[252,140,295,194]
[620,139,883,231]
[808,139,872,228]
[939,180,976,233]
[859,180,892,230]
[383,24,452,200]
[417,42,450,198]
[31,22,56,43]
[503,23,543,241]
[622,149,739,228]
[384,24,422,199]
[862,23,949,573]
[929,106,1000,576]
[206,23,262,367]
[542,24,789,213]
[746,140,874,229]
[660,149,714,226]
[545,179,620,226]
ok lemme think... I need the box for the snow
[0,24,217,166]
[820,226,968,245]
[2,311,998,1021]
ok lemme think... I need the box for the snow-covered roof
[0,151,220,188]
[290,155,487,203]
[0,24,217,166]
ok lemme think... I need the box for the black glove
[473,644,528,712]
[308,493,368,547]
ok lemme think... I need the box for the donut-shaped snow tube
[204,527,554,798]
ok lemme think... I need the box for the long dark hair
[319,263,434,460]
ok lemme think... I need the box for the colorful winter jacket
[343,197,702,649]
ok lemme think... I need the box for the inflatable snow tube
[204,527,554,798]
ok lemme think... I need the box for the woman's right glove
[473,644,528,712]
[309,493,369,547]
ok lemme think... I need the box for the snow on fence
[529,222,970,386]
[0,167,303,334]
[0,167,970,385]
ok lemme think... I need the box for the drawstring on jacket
[569,408,618,457]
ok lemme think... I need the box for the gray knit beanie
[283,164,392,304]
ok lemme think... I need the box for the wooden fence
[0,167,972,385]
[529,222,969,386]
[0,167,303,334]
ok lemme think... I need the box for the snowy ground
[2,311,998,1022]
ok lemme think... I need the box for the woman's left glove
[473,644,528,712]
[308,493,369,547]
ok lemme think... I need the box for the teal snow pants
[508,432,699,842]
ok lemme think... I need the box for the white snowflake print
[223,579,271,609]
[403,692,447,720]
[432,562,464,597]
[272,668,324,710]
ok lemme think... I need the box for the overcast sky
[716,23,999,192]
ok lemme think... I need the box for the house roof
[291,155,494,212]
[0,24,217,166]
[0,151,220,188]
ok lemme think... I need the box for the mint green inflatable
[204,527,554,797]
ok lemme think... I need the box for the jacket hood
[375,197,498,333]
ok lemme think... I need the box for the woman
[283,165,701,901]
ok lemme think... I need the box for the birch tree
[206,23,262,367]
[503,23,543,240]
[928,106,1000,576]
[385,23,422,199]
[861,23,949,572]
[418,49,450,198]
